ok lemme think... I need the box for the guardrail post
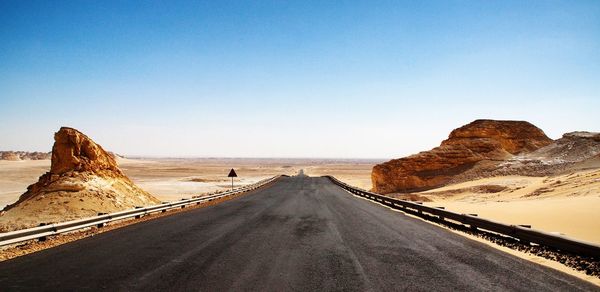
[160,203,169,213]
[518,225,532,245]
[96,213,108,227]
[466,214,478,231]
[134,206,144,218]
[435,207,446,221]
[415,202,423,214]
[38,223,48,241]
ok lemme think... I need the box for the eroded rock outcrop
[528,132,600,163]
[0,151,51,160]
[49,128,120,175]
[372,120,553,193]
[0,151,21,161]
[0,127,159,231]
[473,131,600,177]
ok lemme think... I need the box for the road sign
[228,169,237,177]
[228,169,237,190]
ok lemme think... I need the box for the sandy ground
[417,169,600,244]
[2,158,598,245]
[0,160,51,208]
[303,163,374,190]
[0,158,379,208]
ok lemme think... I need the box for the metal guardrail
[0,175,282,247]
[326,176,600,258]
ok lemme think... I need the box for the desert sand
[0,160,51,209]
[2,157,598,245]
[416,169,600,244]
[0,158,379,209]
[303,163,374,190]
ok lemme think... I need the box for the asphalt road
[1,175,597,291]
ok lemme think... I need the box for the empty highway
[0,175,597,291]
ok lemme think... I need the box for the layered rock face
[372,120,553,194]
[0,127,159,231]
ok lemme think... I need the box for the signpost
[227,168,237,191]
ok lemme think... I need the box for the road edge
[336,185,600,287]
[0,177,283,262]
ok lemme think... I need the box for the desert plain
[0,157,378,210]
[1,156,599,244]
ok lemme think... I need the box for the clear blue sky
[1,1,599,158]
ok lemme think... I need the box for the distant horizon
[0,148,389,161]
[1,118,599,160]
[2,1,599,158]
[123,156,388,161]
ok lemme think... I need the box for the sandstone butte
[372,119,553,194]
[0,127,160,231]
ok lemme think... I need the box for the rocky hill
[469,131,600,179]
[0,151,51,160]
[526,131,600,163]
[372,120,555,194]
[0,127,160,231]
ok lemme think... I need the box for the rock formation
[475,131,600,177]
[372,120,553,194]
[0,151,20,161]
[0,151,51,160]
[0,127,159,231]
[527,132,600,163]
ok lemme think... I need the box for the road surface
[1,175,597,291]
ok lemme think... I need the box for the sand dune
[417,169,600,244]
